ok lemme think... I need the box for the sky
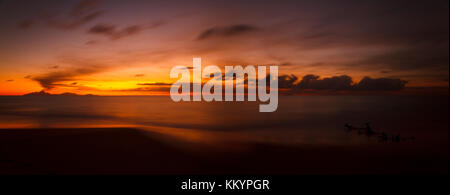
[0,0,448,95]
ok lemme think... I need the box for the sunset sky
[0,0,448,95]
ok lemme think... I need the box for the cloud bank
[277,74,407,91]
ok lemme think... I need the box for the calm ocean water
[0,96,448,146]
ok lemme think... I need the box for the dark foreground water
[0,95,448,174]
[0,96,448,145]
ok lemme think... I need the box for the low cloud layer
[354,77,408,91]
[278,74,407,91]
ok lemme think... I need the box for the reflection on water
[0,96,448,146]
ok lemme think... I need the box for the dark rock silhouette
[344,122,414,143]
[23,90,96,97]
[378,132,388,142]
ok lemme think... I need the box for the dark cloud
[280,62,294,66]
[88,23,115,34]
[31,66,104,90]
[215,71,240,81]
[115,86,172,93]
[111,25,142,40]
[278,74,298,89]
[6,80,14,82]
[134,74,145,77]
[87,24,143,40]
[296,75,353,90]
[354,77,408,91]
[197,24,259,40]
[173,66,194,71]
[137,82,172,86]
